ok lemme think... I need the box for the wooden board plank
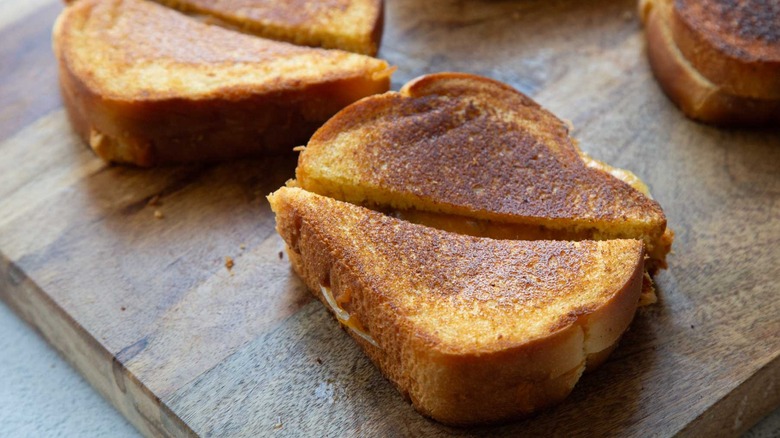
[0,0,778,436]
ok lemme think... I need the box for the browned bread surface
[641,0,780,125]
[53,0,392,166]
[268,187,645,425]
[296,73,671,269]
[671,0,780,98]
[154,0,384,55]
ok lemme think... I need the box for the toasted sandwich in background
[153,0,384,55]
[295,73,673,274]
[269,186,646,426]
[640,0,780,125]
[53,0,392,166]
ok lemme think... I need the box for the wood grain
[0,0,778,436]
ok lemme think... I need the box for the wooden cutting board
[1,0,778,436]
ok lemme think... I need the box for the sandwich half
[640,0,780,125]
[295,73,673,273]
[53,0,392,166]
[153,0,384,55]
[269,186,646,426]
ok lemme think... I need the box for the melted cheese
[321,285,379,348]
[579,152,651,197]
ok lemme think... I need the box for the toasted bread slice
[154,0,384,55]
[640,0,780,125]
[295,73,672,271]
[53,0,392,166]
[667,0,780,99]
[269,186,645,425]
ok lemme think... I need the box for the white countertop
[0,302,138,438]
[0,300,777,437]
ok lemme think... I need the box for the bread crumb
[273,416,283,429]
[225,256,234,270]
[240,243,246,250]
[278,251,284,260]
[292,145,306,152]
[121,306,126,311]
[562,118,575,133]
[147,195,161,206]
[316,357,323,365]
[154,210,164,219]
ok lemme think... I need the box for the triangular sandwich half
[269,186,645,425]
[53,0,392,166]
[295,73,672,272]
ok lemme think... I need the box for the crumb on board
[562,118,575,133]
[278,251,284,260]
[316,357,323,365]
[120,306,126,311]
[225,256,234,271]
[240,243,246,250]
[147,194,161,207]
[273,416,283,430]
[154,210,164,219]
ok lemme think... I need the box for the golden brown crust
[643,0,780,126]
[297,72,670,268]
[670,0,780,98]
[53,0,392,166]
[154,0,384,55]
[269,187,645,425]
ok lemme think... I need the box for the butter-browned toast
[154,0,384,55]
[640,0,780,125]
[295,73,672,272]
[269,186,645,426]
[53,0,392,166]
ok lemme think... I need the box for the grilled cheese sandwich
[53,0,392,166]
